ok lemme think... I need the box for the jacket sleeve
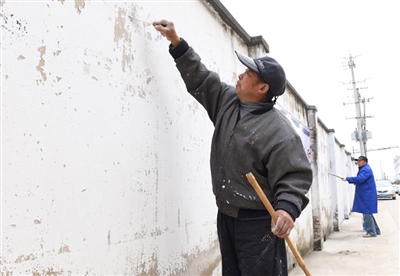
[268,134,313,219]
[346,166,372,184]
[169,39,234,124]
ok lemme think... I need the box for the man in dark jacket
[154,20,312,275]
[344,156,380,237]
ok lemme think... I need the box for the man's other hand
[271,209,294,239]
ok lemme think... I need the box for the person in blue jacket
[344,156,381,237]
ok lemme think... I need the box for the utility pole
[348,54,365,156]
[345,54,373,157]
[360,97,373,154]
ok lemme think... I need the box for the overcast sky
[220,0,400,179]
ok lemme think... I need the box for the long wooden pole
[246,172,312,276]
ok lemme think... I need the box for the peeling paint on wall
[36,45,47,83]
[114,7,133,72]
[58,244,70,254]
[74,0,85,14]
[2,1,219,274]
[1,1,356,274]
[15,253,36,263]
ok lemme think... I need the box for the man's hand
[271,210,294,239]
[153,20,181,47]
[342,177,347,181]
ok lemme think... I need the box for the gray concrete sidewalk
[290,202,400,276]
[211,201,399,276]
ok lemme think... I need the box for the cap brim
[355,156,368,162]
[235,50,259,73]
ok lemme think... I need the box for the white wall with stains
[1,1,238,274]
[1,0,358,275]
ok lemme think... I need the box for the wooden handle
[246,173,312,276]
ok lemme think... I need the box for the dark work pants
[217,210,288,276]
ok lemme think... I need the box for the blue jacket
[346,164,378,214]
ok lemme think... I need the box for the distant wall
[1,0,357,274]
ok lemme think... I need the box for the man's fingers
[272,220,288,235]
[153,22,166,28]
[271,210,295,238]
[272,221,292,238]
[153,19,170,28]
[152,20,180,47]
[278,228,292,238]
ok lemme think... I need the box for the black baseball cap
[235,50,286,96]
[355,156,368,163]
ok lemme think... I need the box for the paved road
[380,194,399,229]
[290,195,400,275]
[212,195,399,276]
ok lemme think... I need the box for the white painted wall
[1,1,228,274]
[1,0,358,274]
